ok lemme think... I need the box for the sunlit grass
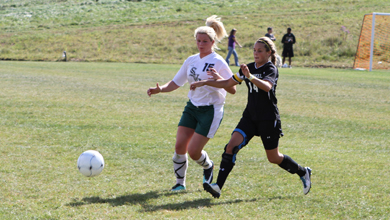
[1,0,389,67]
[0,61,389,219]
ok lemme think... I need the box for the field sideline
[0,61,389,219]
[2,0,390,68]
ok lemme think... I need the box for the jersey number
[248,82,259,93]
[202,63,215,72]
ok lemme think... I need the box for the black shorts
[282,48,294,57]
[234,117,283,150]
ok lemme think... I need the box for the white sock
[195,150,212,169]
[172,152,188,186]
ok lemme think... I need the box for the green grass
[1,0,390,67]
[0,61,389,219]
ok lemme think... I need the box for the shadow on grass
[67,190,286,212]
[67,190,183,207]
[141,198,244,212]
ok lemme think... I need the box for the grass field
[0,61,389,219]
[1,0,390,67]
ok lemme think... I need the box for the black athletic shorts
[234,117,284,150]
[282,48,294,57]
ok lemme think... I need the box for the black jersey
[232,61,280,121]
[281,33,296,50]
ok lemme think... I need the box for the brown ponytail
[257,37,278,65]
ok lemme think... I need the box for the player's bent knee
[267,156,282,164]
[222,128,249,163]
[229,128,249,154]
[266,150,284,164]
[186,149,198,160]
[224,144,235,154]
[224,143,241,155]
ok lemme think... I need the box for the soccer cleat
[203,183,221,198]
[171,184,186,191]
[300,167,312,195]
[203,161,214,184]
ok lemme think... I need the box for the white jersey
[173,52,233,107]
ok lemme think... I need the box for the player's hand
[147,83,161,97]
[207,68,222,80]
[240,64,250,78]
[190,81,206,90]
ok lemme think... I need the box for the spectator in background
[265,27,276,41]
[281,27,296,68]
[226,28,242,66]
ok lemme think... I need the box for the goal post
[353,12,390,71]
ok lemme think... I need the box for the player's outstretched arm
[147,83,161,96]
[224,82,236,94]
[147,81,180,97]
[190,78,237,91]
[207,68,236,94]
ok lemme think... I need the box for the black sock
[278,154,306,177]
[216,153,235,190]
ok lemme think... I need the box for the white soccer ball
[77,150,104,177]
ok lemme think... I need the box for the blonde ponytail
[194,15,227,50]
[205,15,228,42]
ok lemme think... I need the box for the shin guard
[195,150,212,169]
[172,152,188,185]
[216,152,235,190]
[278,154,300,174]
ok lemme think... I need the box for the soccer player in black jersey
[190,37,311,198]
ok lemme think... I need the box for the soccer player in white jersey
[190,37,311,198]
[147,15,236,191]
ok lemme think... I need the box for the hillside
[1,0,390,68]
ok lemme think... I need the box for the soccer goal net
[353,13,390,71]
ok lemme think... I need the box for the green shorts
[178,101,224,138]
